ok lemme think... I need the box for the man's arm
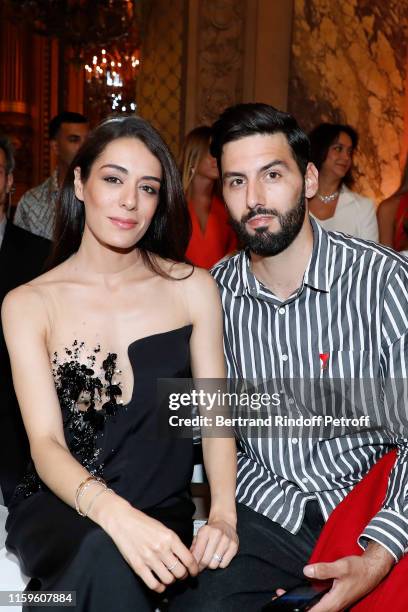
[358,264,408,561]
[304,262,408,611]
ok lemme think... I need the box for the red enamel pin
[319,353,329,370]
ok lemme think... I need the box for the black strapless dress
[5,325,195,611]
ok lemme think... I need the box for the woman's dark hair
[48,116,192,276]
[210,103,311,177]
[309,123,358,187]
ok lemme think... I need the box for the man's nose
[246,180,262,209]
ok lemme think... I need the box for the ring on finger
[166,560,179,572]
[213,553,223,563]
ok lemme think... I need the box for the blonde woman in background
[181,126,237,268]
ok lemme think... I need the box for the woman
[308,123,378,241]
[377,158,408,251]
[2,116,238,610]
[181,126,237,268]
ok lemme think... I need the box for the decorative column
[183,0,294,135]
[0,10,33,204]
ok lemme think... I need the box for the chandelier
[4,1,145,53]
[4,1,146,117]
[84,48,141,113]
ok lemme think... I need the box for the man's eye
[267,171,280,180]
[230,178,244,187]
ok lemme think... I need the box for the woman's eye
[141,185,157,195]
[230,178,244,187]
[103,176,121,184]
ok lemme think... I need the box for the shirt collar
[302,217,331,292]
[232,216,332,298]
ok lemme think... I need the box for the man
[14,111,88,240]
[172,104,408,611]
[0,136,50,505]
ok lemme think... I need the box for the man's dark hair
[49,111,88,140]
[210,103,311,176]
[0,136,15,174]
[309,123,358,187]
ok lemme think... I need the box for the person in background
[0,136,50,505]
[308,123,378,241]
[181,126,237,268]
[377,158,408,251]
[13,111,89,240]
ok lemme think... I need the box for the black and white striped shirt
[211,218,408,561]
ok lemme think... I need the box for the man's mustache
[241,207,279,224]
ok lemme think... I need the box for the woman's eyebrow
[99,164,161,183]
[99,163,128,173]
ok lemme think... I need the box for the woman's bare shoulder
[2,258,73,321]
[155,257,215,289]
[378,194,400,213]
[1,283,48,337]
[151,256,193,280]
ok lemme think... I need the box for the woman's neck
[317,170,342,196]
[189,175,214,207]
[71,231,143,285]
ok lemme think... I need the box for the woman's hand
[190,516,239,572]
[96,495,199,593]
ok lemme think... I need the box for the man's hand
[303,541,395,612]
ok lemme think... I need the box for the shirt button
[288,397,295,405]
[278,307,285,315]
[282,354,288,361]
[302,477,308,483]
[292,438,298,444]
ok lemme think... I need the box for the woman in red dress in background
[377,158,408,251]
[181,126,237,269]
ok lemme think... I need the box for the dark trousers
[169,501,325,612]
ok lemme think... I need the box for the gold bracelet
[75,476,105,516]
[84,485,112,518]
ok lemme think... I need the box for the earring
[190,167,195,174]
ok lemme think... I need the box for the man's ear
[305,162,319,199]
[73,167,84,201]
[6,172,13,194]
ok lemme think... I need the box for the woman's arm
[183,269,238,570]
[1,285,198,592]
[377,196,399,247]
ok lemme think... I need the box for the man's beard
[229,187,306,256]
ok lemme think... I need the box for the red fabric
[185,195,237,269]
[309,450,408,610]
[394,193,408,251]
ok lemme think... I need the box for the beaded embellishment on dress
[12,340,124,500]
